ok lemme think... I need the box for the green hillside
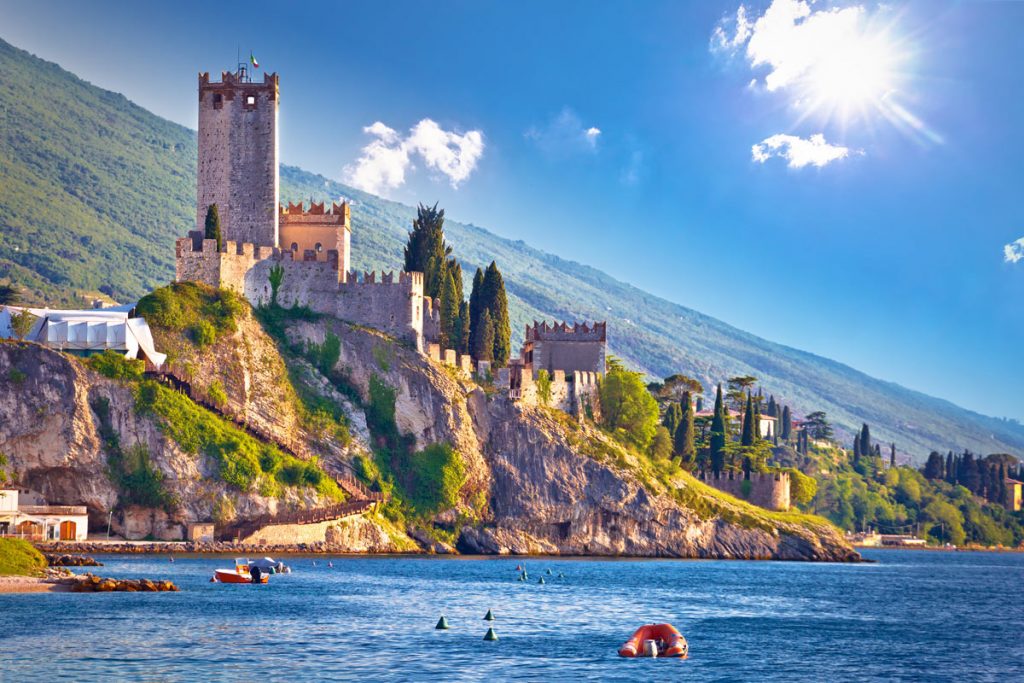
[1,37,1022,460]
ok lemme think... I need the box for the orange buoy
[618,624,688,658]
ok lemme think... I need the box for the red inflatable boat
[618,623,688,658]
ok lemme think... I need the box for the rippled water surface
[1,549,1022,681]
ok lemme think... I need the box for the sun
[799,25,902,124]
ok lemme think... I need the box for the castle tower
[279,201,352,277]
[196,70,280,248]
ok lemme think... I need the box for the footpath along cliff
[0,300,857,561]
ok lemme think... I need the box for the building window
[315,243,323,253]
[243,94,257,110]
[212,93,223,110]
[290,242,298,252]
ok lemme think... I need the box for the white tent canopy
[0,305,166,369]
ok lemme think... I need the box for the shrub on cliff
[87,350,144,381]
[137,282,244,345]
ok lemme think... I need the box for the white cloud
[713,0,869,93]
[1005,237,1024,264]
[525,108,602,156]
[343,119,484,195]
[751,133,850,168]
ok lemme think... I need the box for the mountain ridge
[1,36,1021,460]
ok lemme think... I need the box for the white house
[0,488,89,541]
[0,305,166,370]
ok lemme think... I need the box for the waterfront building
[0,488,88,541]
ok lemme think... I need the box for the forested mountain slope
[1,37,1021,459]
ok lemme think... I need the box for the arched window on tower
[315,243,323,253]
[290,242,298,252]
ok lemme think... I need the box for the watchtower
[197,70,280,248]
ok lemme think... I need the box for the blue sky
[2,0,1022,421]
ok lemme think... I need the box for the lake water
[1,549,1021,681]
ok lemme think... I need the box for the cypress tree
[710,384,726,474]
[403,203,452,299]
[472,310,494,362]
[204,204,222,252]
[468,267,485,353]
[767,395,777,418]
[741,393,755,446]
[781,405,792,441]
[853,436,862,461]
[662,403,682,438]
[457,301,471,354]
[675,391,696,465]
[923,451,944,479]
[859,423,871,458]
[480,261,511,365]
[438,270,459,349]
[890,442,896,468]
[945,451,954,483]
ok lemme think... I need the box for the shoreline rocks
[45,553,103,567]
[63,573,178,593]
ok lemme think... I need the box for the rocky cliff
[0,307,858,561]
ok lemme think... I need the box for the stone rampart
[699,471,791,511]
[522,320,607,375]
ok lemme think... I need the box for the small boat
[213,558,268,584]
[618,623,688,658]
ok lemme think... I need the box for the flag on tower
[250,52,259,69]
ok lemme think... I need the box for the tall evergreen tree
[675,391,696,465]
[923,451,944,479]
[945,451,955,484]
[662,403,683,438]
[403,203,452,299]
[767,394,777,418]
[468,267,485,354]
[890,442,896,468]
[859,423,871,458]
[438,270,459,349]
[710,384,727,474]
[456,301,471,354]
[472,310,494,362]
[781,405,792,441]
[204,204,223,252]
[853,435,862,461]
[741,392,755,447]
[480,261,511,364]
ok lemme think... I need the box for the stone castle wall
[497,365,601,419]
[523,321,606,375]
[197,71,279,248]
[175,235,429,349]
[699,471,791,511]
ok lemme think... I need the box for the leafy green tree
[9,309,36,340]
[803,411,833,440]
[710,384,727,474]
[268,264,285,305]
[649,425,673,461]
[785,467,818,506]
[726,375,757,411]
[204,204,223,252]
[438,270,459,348]
[480,261,511,364]
[403,203,452,299]
[0,285,19,306]
[674,391,696,466]
[472,310,494,362]
[650,374,704,403]
[923,499,966,546]
[598,357,659,449]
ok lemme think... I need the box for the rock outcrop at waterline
[0,310,858,561]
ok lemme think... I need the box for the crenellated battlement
[525,320,607,343]
[279,200,350,225]
[698,471,791,511]
[199,71,279,97]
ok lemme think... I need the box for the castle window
[315,243,323,253]
[244,94,257,110]
[290,242,298,252]
[212,93,223,110]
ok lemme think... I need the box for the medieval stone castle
[173,68,606,415]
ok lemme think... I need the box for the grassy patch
[133,379,343,501]
[0,538,47,576]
